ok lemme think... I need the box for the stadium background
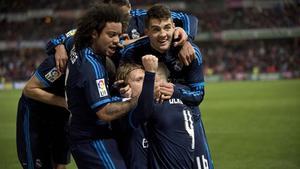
[0,0,299,168]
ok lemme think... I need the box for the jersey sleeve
[171,11,198,40]
[129,72,156,128]
[172,43,205,106]
[34,54,62,87]
[81,52,112,113]
[120,38,147,65]
[46,29,77,55]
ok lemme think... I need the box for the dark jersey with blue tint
[46,10,198,52]
[28,36,74,103]
[120,37,205,108]
[65,47,123,142]
[128,9,198,40]
[112,118,148,169]
[130,72,195,169]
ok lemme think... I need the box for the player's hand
[157,82,174,103]
[55,44,68,72]
[142,55,158,73]
[178,41,195,66]
[173,27,188,47]
[113,80,132,98]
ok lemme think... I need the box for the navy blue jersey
[46,10,198,52]
[130,72,194,169]
[128,9,198,40]
[65,47,123,142]
[112,118,148,169]
[32,36,74,100]
[16,36,73,169]
[121,37,205,108]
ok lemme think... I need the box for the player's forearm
[173,83,204,106]
[96,98,137,122]
[23,88,66,108]
[130,72,155,127]
[46,29,76,54]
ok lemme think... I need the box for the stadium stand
[0,0,299,84]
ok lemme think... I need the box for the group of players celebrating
[16,0,214,169]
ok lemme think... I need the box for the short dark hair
[145,4,171,28]
[74,3,123,50]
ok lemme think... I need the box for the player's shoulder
[122,37,150,54]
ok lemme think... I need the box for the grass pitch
[0,79,299,169]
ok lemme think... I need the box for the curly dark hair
[74,3,123,51]
[102,0,130,6]
[145,4,171,28]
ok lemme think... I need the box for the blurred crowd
[197,5,300,32]
[0,38,299,82]
[2,18,76,41]
[201,39,300,80]
[0,49,45,82]
[1,1,299,82]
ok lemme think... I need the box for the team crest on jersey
[70,47,78,64]
[45,67,61,82]
[96,78,108,97]
[174,60,183,71]
[131,29,140,39]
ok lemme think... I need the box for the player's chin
[106,49,116,57]
[159,44,170,52]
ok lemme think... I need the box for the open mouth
[107,46,117,55]
[158,39,168,46]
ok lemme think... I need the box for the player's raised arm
[129,55,158,128]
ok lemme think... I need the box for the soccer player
[65,4,136,169]
[117,54,195,168]
[120,4,214,169]
[16,31,74,169]
[46,0,198,72]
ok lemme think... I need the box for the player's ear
[172,22,175,28]
[92,30,98,40]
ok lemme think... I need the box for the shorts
[71,139,127,169]
[16,96,71,169]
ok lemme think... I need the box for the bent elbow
[22,84,32,97]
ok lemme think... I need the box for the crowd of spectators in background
[0,39,299,82]
[201,39,300,80]
[1,1,299,82]
[0,49,45,82]
[1,18,76,41]
[197,5,300,32]
[1,5,299,40]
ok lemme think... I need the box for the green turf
[201,80,300,169]
[0,80,299,169]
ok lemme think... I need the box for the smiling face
[92,22,122,57]
[146,18,175,53]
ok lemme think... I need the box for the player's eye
[164,25,172,31]
[151,27,160,32]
